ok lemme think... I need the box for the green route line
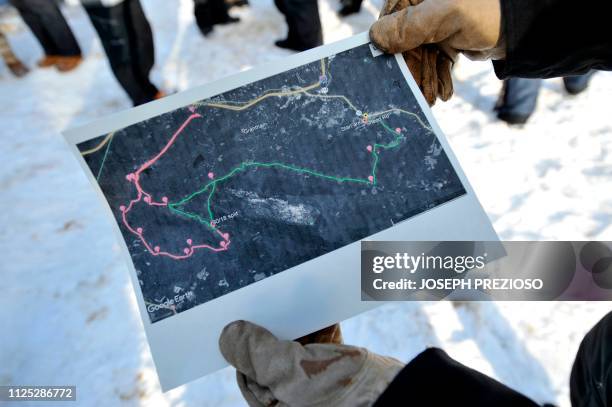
[96,133,115,181]
[99,54,429,243]
[167,120,405,228]
[372,120,406,183]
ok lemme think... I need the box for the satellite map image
[78,43,466,323]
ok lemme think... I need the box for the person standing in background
[274,0,322,52]
[337,0,362,17]
[81,0,163,106]
[193,0,240,37]
[0,28,28,77]
[495,73,596,125]
[9,0,82,72]
[225,0,249,10]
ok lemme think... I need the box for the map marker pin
[208,172,214,179]
[183,248,190,254]
[220,241,227,248]
[396,127,402,133]
[222,233,229,241]
[144,196,151,203]
[137,227,143,234]
[119,205,126,212]
[368,175,374,183]
[162,196,169,203]
[154,246,160,253]
[366,145,372,153]
[187,239,193,245]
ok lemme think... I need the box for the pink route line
[118,110,231,260]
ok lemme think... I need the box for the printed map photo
[78,43,466,323]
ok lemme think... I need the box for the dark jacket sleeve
[493,0,612,79]
[570,311,612,407]
[373,348,540,407]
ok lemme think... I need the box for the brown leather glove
[370,0,504,105]
[219,320,403,406]
[297,323,343,346]
[376,0,455,105]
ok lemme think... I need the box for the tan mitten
[219,320,403,407]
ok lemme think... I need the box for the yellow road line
[302,92,431,133]
[199,81,324,106]
[81,132,114,156]
[81,58,431,158]
[303,90,360,112]
[371,109,432,132]
[199,58,327,112]
[202,82,321,112]
[82,59,327,153]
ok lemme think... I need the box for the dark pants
[571,312,612,407]
[193,0,231,32]
[496,73,595,123]
[9,0,81,57]
[83,0,158,106]
[496,77,542,123]
[274,0,322,49]
[340,0,362,12]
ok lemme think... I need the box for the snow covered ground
[1,0,611,406]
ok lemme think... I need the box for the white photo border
[63,32,498,391]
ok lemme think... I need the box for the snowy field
[1,0,611,406]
